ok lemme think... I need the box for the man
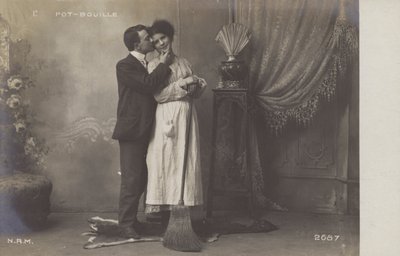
[112,25,173,239]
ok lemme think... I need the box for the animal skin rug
[82,216,277,249]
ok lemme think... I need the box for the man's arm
[117,61,171,95]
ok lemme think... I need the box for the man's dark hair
[123,25,147,51]
[149,20,175,40]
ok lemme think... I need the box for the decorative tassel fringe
[263,18,358,134]
[332,19,359,58]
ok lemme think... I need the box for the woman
[145,20,207,220]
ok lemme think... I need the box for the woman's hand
[183,76,199,85]
[180,76,199,92]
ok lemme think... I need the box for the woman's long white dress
[145,56,206,212]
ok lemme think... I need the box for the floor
[0,211,359,256]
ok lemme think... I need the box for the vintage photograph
[0,0,360,255]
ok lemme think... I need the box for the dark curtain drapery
[232,0,358,208]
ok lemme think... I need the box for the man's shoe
[120,226,140,239]
[133,221,146,234]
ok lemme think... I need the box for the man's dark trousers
[118,138,148,228]
[112,53,171,228]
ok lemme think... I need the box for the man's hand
[159,50,173,66]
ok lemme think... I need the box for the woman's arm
[154,78,188,103]
[152,57,207,103]
[147,58,187,103]
[180,58,207,99]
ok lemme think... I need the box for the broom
[162,84,202,252]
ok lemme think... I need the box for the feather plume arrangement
[215,23,251,60]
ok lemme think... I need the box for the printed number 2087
[314,234,340,241]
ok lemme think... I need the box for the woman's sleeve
[181,58,207,98]
[154,78,188,103]
[147,59,159,74]
[154,57,196,103]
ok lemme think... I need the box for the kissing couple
[112,19,207,239]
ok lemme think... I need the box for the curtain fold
[234,0,358,208]
[239,0,343,129]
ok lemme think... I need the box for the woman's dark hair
[149,20,175,39]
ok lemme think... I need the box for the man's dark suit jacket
[112,54,171,141]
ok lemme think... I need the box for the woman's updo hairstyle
[150,20,175,40]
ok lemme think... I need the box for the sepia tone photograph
[0,0,377,255]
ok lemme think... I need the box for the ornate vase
[218,59,248,89]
